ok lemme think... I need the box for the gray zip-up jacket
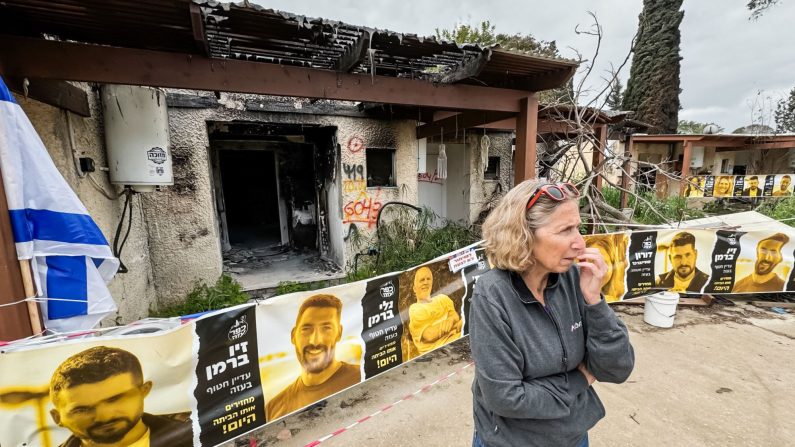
[470,268,634,447]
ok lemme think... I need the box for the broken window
[484,156,500,180]
[366,148,396,187]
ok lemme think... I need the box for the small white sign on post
[449,248,479,273]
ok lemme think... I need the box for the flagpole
[0,164,35,340]
[19,259,43,334]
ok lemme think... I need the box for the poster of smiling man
[0,326,195,447]
[731,232,794,293]
[256,284,365,422]
[397,258,465,362]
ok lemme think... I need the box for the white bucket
[643,291,680,328]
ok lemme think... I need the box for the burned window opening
[484,156,500,180]
[366,148,396,187]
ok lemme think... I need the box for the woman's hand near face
[577,247,608,305]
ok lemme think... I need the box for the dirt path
[232,302,794,447]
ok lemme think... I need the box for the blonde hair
[482,179,578,272]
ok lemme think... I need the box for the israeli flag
[0,76,118,333]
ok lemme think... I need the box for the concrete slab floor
[228,301,795,447]
[226,247,344,292]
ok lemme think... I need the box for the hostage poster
[583,228,795,300]
[1,232,792,446]
[683,174,793,198]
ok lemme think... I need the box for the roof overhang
[0,0,579,112]
[631,134,795,151]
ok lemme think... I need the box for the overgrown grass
[150,274,250,318]
[347,207,479,280]
[600,187,705,225]
[275,280,326,295]
[756,196,795,227]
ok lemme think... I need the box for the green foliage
[436,20,497,47]
[731,124,775,134]
[774,87,795,132]
[756,197,795,227]
[275,281,325,295]
[747,0,781,19]
[435,20,564,102]
[348,208,479,280]
[606,79,624,110]
[151,274,249,318]
[677,120,724,134]
[622,0,684,133]
[600,186,705,225]
[435,20,559,58]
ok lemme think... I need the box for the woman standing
[470,179,634,447]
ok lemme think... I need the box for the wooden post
[0,165,35,341]
[20,259,43,334]
[514,95,539,184]
[680,140,693,196]
[592,124,607,190]
[619,133,633,210]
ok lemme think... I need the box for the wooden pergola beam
[0,35,533,113]
[716,142,795,151]
[514,95,539,184]
[3,76,90,117]
[416,110,516,140]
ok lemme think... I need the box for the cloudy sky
[253,0,794,132]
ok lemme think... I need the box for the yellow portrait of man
[406,266,463,356]
[585,233,628,302]
[265,294,361,421]
[733,233,790,293]
[49,346,192,447]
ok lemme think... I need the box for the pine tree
[622,0,684,134]
[606,79,624,110]
[774,87,795,132]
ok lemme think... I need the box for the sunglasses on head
[526,182,580,210]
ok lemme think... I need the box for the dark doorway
[208,121,344,292]
[218,150,280,246]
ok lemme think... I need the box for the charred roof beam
[189,3,210,57]
[428,49,490,84]
[334,29,370,72]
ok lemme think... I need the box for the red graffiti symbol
[347,136,364,153]
[418,169,443,184]
[343,189,383,228]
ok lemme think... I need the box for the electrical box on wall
[101,84,173,192]
[689,146,705,168]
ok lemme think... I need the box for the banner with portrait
[0,244,490,447]
[2,227,794,446]
[683,174,794,198]
[583,228,795,301]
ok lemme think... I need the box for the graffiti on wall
[343,188,383,228]
[343,163,367,194]
[418,169,443,184]
[343,180,367,193]
[347,136,364,154]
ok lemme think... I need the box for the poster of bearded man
[732,232,794,293]
[256,283,365,421]
[653,230,715,294]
